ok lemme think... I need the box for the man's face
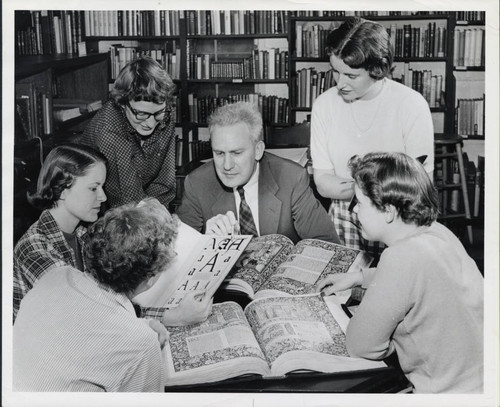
[211,122,264,188]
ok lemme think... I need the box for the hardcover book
[163,294,385,386]
[222,234,372,304]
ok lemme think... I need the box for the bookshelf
[82,10,291,164]
[14,10,110,242]
[14,10,486,220]
[289,12,459,133]
[452,15,485,141]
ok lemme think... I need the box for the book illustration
[224,234,294,297]
[167,302,267,375]
[223,234,372,301]
[163,294,385,386]
[132,222,252,309]
[245,295,349,365]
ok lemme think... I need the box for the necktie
[237,186,258,236]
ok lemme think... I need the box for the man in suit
[176,102,339,244]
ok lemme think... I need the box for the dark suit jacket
[176,152,339,244]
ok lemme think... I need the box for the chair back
[264,122,311,148]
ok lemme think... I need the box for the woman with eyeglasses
[79,56,177,210]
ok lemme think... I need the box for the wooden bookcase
[14,9,486,237]
[14,15,110,242]
[83,10,291,164]
[290,12,456,133]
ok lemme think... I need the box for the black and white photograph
[2,0,499,406]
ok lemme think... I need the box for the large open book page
[164,302,270,385]
[163,294,384,386]
[223,235,372,302]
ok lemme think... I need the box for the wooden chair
[264,122,311,148]
[434,134,473,244]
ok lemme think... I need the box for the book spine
[403,24,411,58]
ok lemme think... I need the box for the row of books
[187,49,288,80]
[109,43,181,80]
[295,22,448,60]
[453,27,485,68]
[187,93,289,125]
[15,88,105,142]
[294,68,336,108]
[15,82,53,140]
[455,11,486,22]
[393,65,444,108]
[455,96,485,137]
[84,10,182,37]
[295,24,335,58]
[389,23,447,59]
[16,10,83,56]
[175,137,213,167]
[290,11,452,18]
[186,10,289,36]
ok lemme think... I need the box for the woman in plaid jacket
[13,144,108,321]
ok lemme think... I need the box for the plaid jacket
[13,210,165,322]
[13,210,87,321]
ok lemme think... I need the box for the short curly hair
[326,17,394,80]
[111,56,176,106]
[349,152,439,226]
[84,198,179,294]
[28,143,107,210]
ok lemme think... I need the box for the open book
[222,234,372,302]
[133,222,252,308]
[163,293,385,386]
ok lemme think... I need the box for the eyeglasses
[126,102,170,122]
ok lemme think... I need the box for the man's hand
[205,211,239,235]
[148,319,169,349]
[161,291,213,327]
[315,271,363,296]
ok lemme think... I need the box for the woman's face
[352,184,388,244]
[329,54,379,102]
[60,162,107,225]
[125,100,168,137]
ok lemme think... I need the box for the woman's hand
[148,319,169,349]
[161,291,213,327]
[315,271,363,296]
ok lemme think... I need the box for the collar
[82,272,137,315]
[236,161,260,191]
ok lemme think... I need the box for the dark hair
[84,198,179,294]
[349,152,439,226]
[28,144,107,210]
[111,56,176,106]
[326,17,393,79]
[208,101,263,143]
